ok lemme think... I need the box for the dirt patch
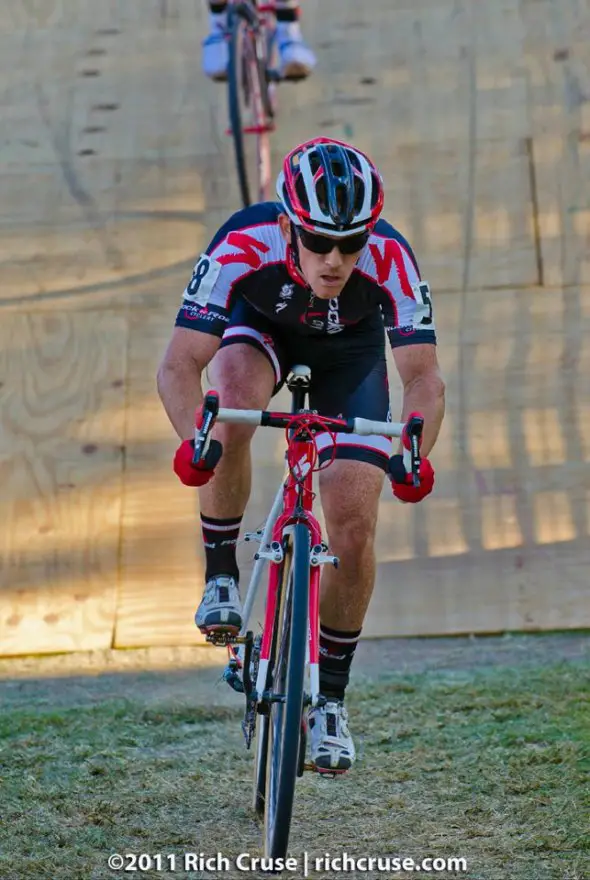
[0,633,587,712]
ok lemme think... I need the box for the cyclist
[157,137,445,773]
[202,0,316,81]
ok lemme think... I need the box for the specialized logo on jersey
[216,231,271,269]
[369,239,413,298]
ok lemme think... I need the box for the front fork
[223,524,339,748]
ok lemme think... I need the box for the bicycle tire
[252,538,292,817]
[264,522,309,859]
[227,3,259,207]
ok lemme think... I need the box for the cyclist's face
[278,214,364,299]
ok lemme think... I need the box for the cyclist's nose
[325,246,343,268]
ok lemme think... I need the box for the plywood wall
[1,0,589,655]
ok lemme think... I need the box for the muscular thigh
[207,343,275,450]
[309,338,392,472]
[208,343,275,409]
[209,298,286,407]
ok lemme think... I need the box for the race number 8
[412,281,434,326]
[183,254,222,306]
[189,259,210,293]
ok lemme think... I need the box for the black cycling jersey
[175,201,436,349]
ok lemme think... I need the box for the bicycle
[193,365,424,859]
[225,0,304,208]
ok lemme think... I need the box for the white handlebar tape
[351,418,404,437]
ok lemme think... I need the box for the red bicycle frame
[192,383,417,709]
[255,425,325,707]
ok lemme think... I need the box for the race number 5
[411,281,434,327]
[183,254,222,306]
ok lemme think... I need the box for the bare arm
[392,343,445,457]
[157,328,221,440]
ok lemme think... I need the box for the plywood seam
[525,136,545,286]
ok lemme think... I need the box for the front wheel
[264,523,310,859]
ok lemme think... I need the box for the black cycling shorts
[219,299,392,471]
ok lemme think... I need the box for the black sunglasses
[296,226,370,255]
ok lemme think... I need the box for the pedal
[205,630,240,648]
[303,762,347,777]
[281,72,309,82]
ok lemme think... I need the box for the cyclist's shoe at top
[202,18,315,83]
[195,575,242,635]
[277,22,316,80]
[202,18,229,81]
[308,700,355,773]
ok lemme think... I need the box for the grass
[0,661,588,880]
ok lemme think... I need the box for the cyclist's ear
[277,212,291,243]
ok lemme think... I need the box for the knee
[326,510,377,557]
[215,422,254,456]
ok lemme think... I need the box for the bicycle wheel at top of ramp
[227,2,273,208]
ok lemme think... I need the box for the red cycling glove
[388,411,435,503]
[173,437,223,486]
[173,397,223,487]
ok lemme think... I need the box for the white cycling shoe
[202,21,315,81]
[277,26,316,80]
[308,700,356,773]
[195,575,243,636]
[202,26,229,81]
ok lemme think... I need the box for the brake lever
[403,415,424,487]
[192,391,220,465]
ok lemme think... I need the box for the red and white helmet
[276,137,384,237]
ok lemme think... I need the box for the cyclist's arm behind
[157,327,221,442]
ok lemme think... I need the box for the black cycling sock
[276,1,299,23]
[201,514,242,582]
[319,624,362,702]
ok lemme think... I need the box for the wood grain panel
[521,0,590,287]
[1,0,590,651]
[113,307,208,647]
[367,538,590,637]
[0,314,126,655]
